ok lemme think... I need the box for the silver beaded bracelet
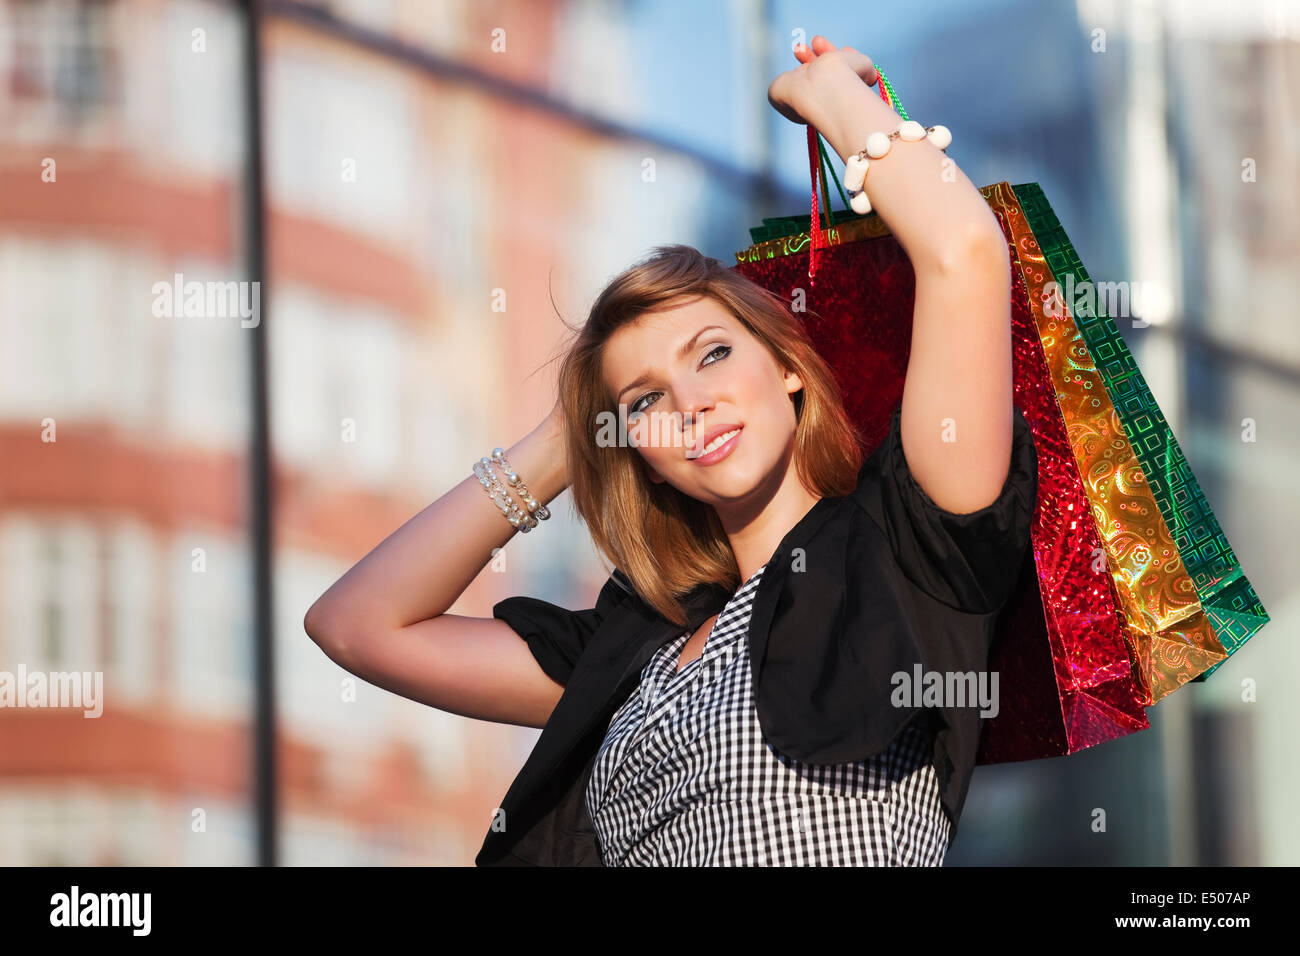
[473,447,550,533]
[492,447,551,523]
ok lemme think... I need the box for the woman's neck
[719,479,824,585]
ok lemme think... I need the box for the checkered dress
[585,562,952,866]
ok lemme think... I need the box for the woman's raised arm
[302,403,573,728]
[769,36,1015,516]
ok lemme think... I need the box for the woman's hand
[766,35,879,129]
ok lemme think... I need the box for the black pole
[241,0,276,867]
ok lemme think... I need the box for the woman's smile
[689,426,742,465]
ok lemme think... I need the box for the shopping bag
[985,181,1229,704]
[1011,183,1271,682]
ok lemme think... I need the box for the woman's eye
[703,344,731,365]
[629,345,730,415]
[629,392,660,416]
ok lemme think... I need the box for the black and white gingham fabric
[585,562,952,866]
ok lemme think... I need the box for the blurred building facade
[0,0,1296,865]
[0,0,776,865]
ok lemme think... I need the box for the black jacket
[476,403,1038,866]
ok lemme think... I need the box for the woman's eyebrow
[616,324,726,402]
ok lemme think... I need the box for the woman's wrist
[812,71,904,166]
[517,413,569,503]
[798,61,997,266]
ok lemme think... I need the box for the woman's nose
[680,401,714,443]
[679,389,716,422]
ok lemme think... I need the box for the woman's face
[600,296,804,508]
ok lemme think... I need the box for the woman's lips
[689,427,742,465]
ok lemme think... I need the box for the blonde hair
[556,244,864,626]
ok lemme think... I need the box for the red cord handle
[806,74,897,285]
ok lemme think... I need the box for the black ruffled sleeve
[853,402,1038,615]
[492,570,631,687]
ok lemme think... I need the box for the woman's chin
[692,465,776,506]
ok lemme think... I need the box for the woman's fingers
[794,35,837,60]
[840,45,878,85]
[793,36,877,85]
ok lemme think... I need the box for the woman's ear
[783,368,804,395]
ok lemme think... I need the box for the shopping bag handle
[806,66,908,284]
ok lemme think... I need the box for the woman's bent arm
[312,613,565,729]
[303,407,570,727]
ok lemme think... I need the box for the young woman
[304,36,1037,866]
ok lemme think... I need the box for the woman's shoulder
[609,567,636,598]
[839,401,1038,615]
[850,403,1037,515]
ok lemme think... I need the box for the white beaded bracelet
[844,119,953,214]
